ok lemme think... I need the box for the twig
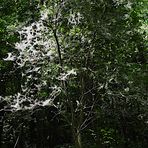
[14,136,20,148]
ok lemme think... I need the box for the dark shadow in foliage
[1,106,72,148]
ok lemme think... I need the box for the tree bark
[72,128,82,148]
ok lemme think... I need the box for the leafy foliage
[0,0,147,148]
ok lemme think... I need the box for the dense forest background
[0,0,147,148]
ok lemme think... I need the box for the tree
[0,0,147,147]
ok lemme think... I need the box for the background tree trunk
[73,129,82,148]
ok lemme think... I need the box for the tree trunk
[73,129,82,148]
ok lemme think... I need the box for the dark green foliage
[0,0,147,148]
[2,106,72,148]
